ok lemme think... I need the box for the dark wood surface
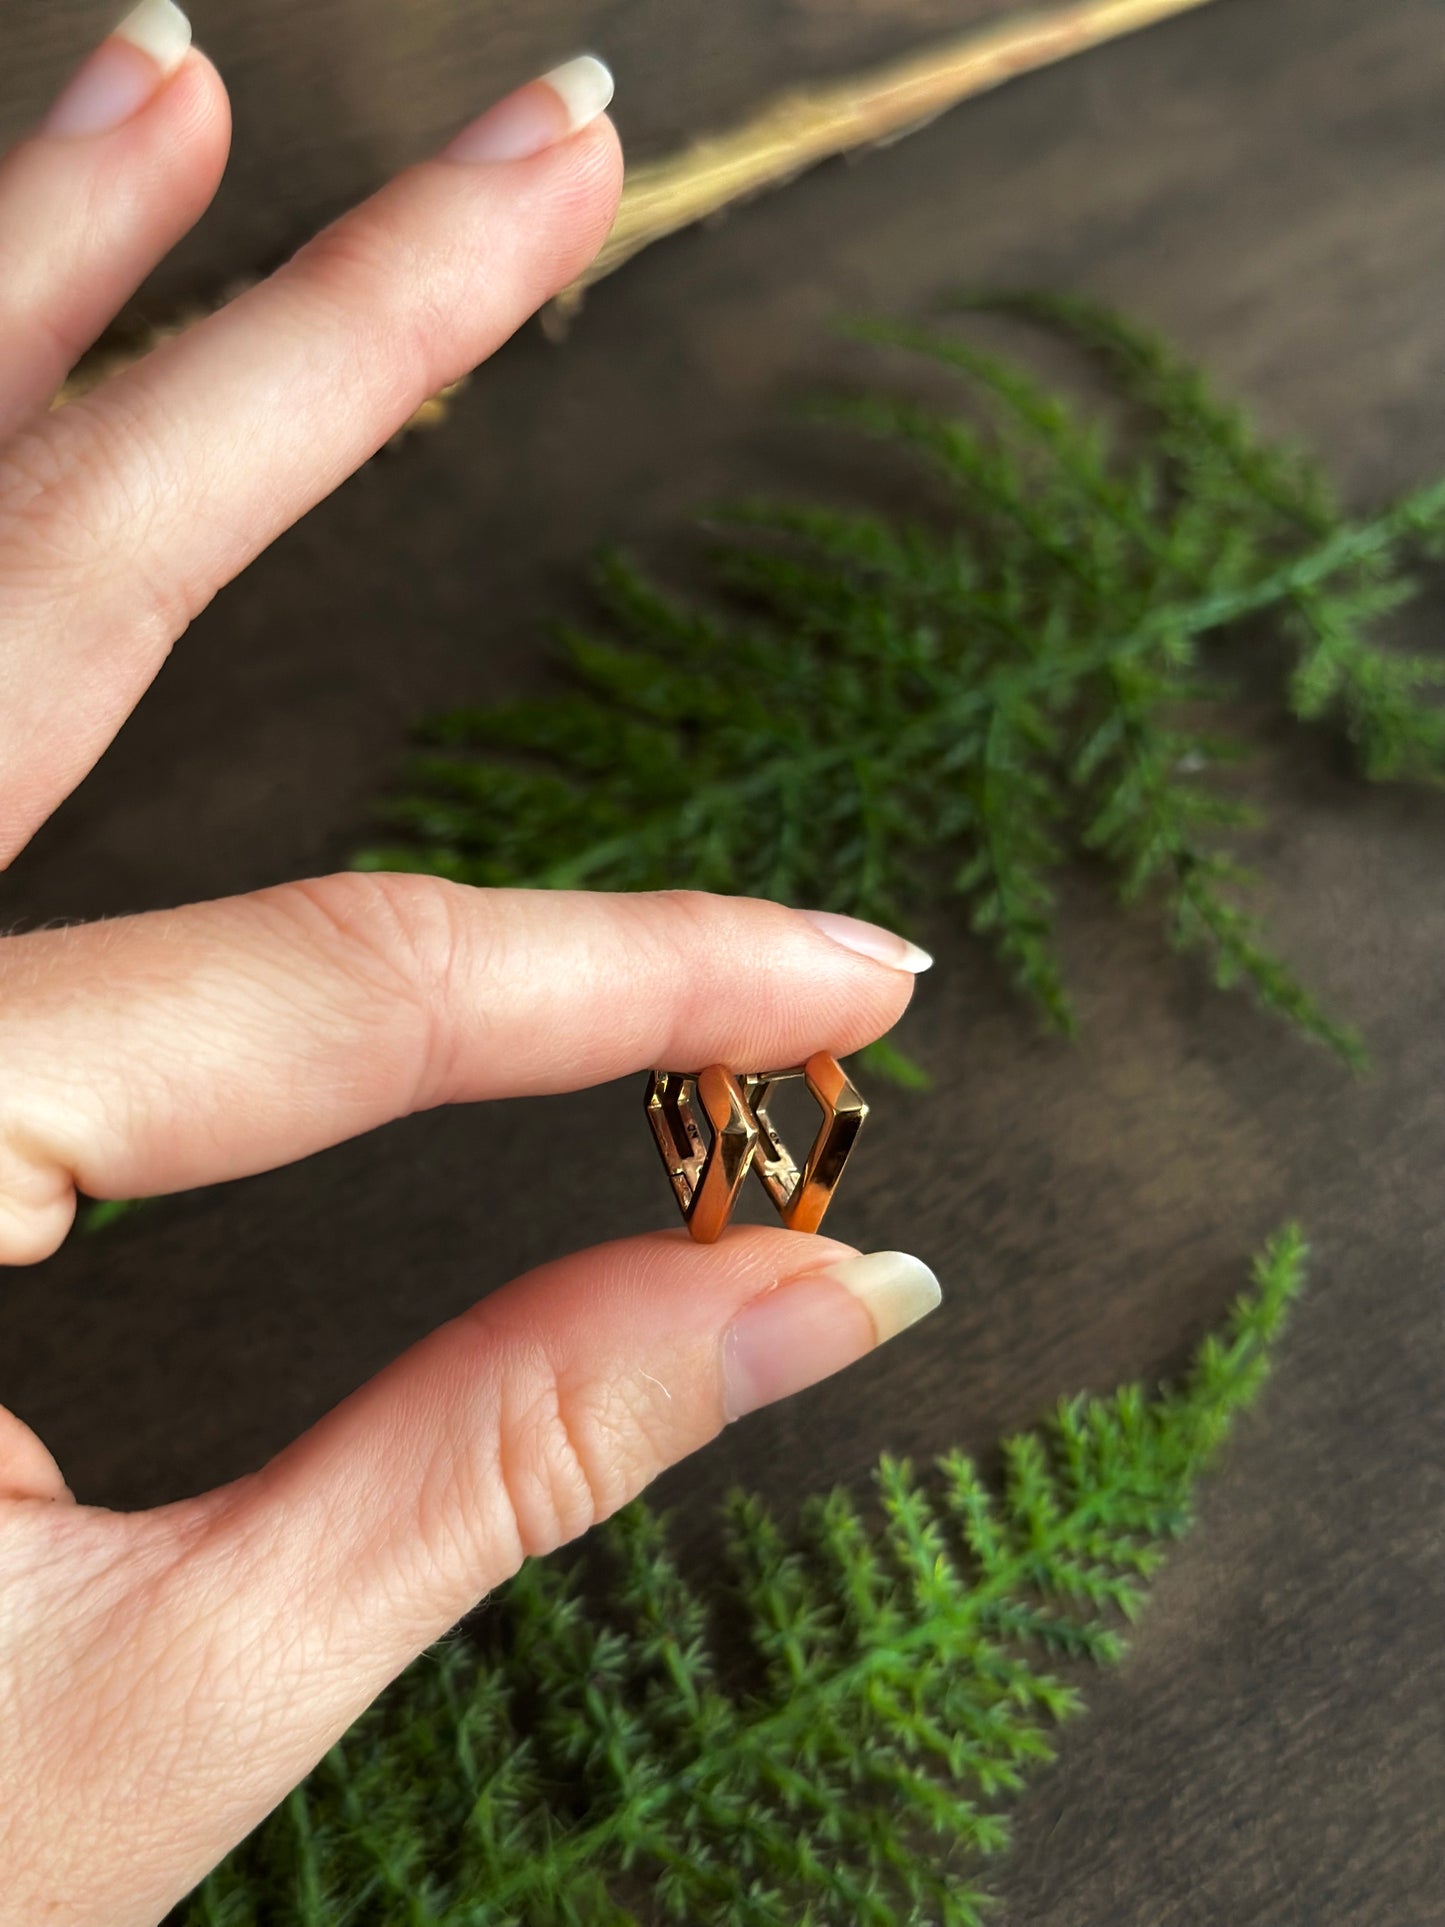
[3,0,1091,312]
[3,0,1443,1919]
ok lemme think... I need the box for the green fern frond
[179,1230,1308,1927]
[77,1194,154,1233]
[357,301,1445,1067]
[852,1035,933,1090]
[957,290,1340,539]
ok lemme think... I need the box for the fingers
[0,59,621,863]
[239,1228,942,1650]
[0,1402,70,1502]
[0,4,230,440]
[30,1228,940,1923]
[0,882,924,1262]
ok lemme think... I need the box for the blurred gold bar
[58,0,1216,424]
[556,0,1217,313]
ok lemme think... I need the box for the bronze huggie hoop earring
[645,1051,867,1243]
[644,1063,758,1245]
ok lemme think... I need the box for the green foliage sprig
[357,297,1445,1067]
[181,1227,1308,1927]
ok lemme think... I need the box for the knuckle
[620,888,714,984]
[651,887,729,946]
[497,1365,612,1559]
[412,1345,643,1604]
[0,393,190,649]
[281,124,623,407]
[269,871,483,1103]
[280,204,451,416]
[275,871,466,1001]
[636,889,749,1057]
[0,414,79,524]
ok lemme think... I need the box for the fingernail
[41,0,191,139]
[796,908,933,974]
[722,1252,941,1421]
[442,54,614,164]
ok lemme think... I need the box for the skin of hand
[0,6,941,1922]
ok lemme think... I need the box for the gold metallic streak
[53,1,1215,430]
[553,0,1216,320]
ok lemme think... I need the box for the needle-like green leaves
[358,299,1444,1069]
[180,1228,1308,1927]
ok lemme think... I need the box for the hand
[0,7,939,1922]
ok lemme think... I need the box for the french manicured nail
[442,54,614,164]
[796,908,933,974]
[42,0,192,139]
[723,1252,942,1420]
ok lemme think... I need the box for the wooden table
[3,0,1441,1918]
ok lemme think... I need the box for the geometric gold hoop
[644,1051,868,1243]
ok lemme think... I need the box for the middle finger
[0,62,621,865]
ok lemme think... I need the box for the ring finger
[0,2,229,438]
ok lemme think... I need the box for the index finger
[0,63,621,864]
[0,881,927,1263]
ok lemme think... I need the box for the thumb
[62,1228,940,1925]
[219,1225,941,1714]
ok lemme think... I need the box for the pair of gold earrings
[644,1052,866,1243]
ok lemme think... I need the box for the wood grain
[1,0,1442,1920]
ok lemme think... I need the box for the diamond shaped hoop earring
[741,1052,869,1235]
[644,1051,867,1244]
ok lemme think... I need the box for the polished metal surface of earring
[644,1051,867,1242]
